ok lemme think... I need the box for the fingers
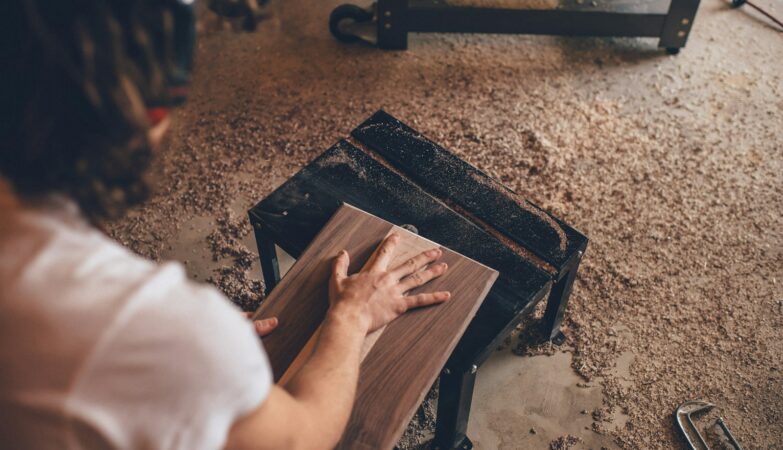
[366,233,400,272]
[404,291,451,310]
[398,262,448,292]
[332,249,349,282]
[389,247,442,280]
[254,317,278,337]
[243,312,278,337]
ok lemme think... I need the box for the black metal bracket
[659,0,700,53]
[331,0,701,52]
[377,0,409,49]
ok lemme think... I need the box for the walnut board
[253,203,498,450]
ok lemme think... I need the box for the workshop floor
[106,1,782,448]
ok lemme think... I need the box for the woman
[0,1,450,448]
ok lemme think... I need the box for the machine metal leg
[377,0,408,49]
[432,369,476,450]
[542,250,584,343]
[254,226,281,295]
[659,0,701,52]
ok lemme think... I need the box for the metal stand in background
[330,0,701,54]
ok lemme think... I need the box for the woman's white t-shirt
[0,192,273,449]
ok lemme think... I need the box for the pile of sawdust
[204,211,263,310]
[395,383,439,450]
[549,434,582,450]
[104,2,783,448]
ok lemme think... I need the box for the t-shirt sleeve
[66,263,272,450]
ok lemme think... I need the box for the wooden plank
[273,226,440,386]
[254,204,498,450]
[351,110,588,272]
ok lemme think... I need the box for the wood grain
[251,204,381,380]
[274,225,441,385]
[254,203,498,449]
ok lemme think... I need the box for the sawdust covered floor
[105,0,783,448]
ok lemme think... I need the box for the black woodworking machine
[248,110,588,450]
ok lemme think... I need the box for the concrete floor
[469,351,621,449]
[109,0,782,448]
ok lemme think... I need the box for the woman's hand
[328,233,451,333]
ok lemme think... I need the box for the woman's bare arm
[224,233,450,450]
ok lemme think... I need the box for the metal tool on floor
[674,401,743,450]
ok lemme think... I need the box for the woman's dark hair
[0,0,184,218]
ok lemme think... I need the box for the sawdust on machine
[317,147,370,181]
[348,135,560,273]
[468,170,569,253]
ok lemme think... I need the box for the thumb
[254,317,278,337]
